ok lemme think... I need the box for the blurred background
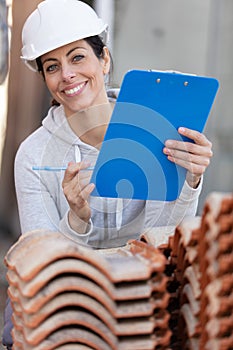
[0,0,233,340]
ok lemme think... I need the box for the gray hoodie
[14,100,202,248]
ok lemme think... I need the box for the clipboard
[90,69,219,201]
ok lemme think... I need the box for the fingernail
[68,161,74,167]
[164,147,171,155]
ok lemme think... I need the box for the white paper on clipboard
[90,69,219,201]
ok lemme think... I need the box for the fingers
[163,144,212,172]
[63,161,92,184]
[164,148,210,166]
[63,161,91,180]
[163,127,213,179]
[75,183,95,207]
[62,161,94,209]
[179,127,213,158]
[165,128,213,157]
[178,127,211,145]
[164,151,209,175]
[72,180,95,223]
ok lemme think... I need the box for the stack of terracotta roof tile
[161,191,233,350]
[163,216,201,350]
[4,230,171,350]
[198,192,233,350]
[139,228,179,348]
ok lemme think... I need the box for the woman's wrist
[68,210,90,234]
[186,172,201,189]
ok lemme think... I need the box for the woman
[14,0,213,247]
[3,0,212,347]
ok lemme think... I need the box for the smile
[64,82,86,96]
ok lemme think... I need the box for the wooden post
[0,0,50,236]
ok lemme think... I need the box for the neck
[68,102,114,149]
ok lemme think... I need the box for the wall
[113,0,233,212]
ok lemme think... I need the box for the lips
[63,82,86,96]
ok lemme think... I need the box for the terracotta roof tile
[5,231,157,283]
[204,335,233,350]
[5,230,171,349]
[180,303,201,337]
[12,326,113,350]
[55,346,94,350]
[6,191,233,349]
[180,283,200,316]
[56,346,94,350]
[12,309,118,348]
[7,258,155,300]
[9,274,166,319]
[140,226,176,247]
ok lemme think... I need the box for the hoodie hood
[42,105,80,146]
[42,88,120,147]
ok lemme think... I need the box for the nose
[61,64,76,82]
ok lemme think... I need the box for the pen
[32,166,94,172]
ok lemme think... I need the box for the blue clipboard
[90,69,219,201]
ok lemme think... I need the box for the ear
[102,46,111,75]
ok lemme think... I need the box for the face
[41,39,110,117]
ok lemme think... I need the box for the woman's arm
[15,162,61,234]
[144,177,202,228]
[14,150,93,244]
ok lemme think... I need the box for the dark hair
[36,35,113,106]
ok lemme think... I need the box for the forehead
[41,39,91,60]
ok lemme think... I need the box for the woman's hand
[163,127,213,188]
[62,162,95,233]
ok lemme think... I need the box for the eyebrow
[42,46,86,65]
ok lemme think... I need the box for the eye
[45,64,58,73]
[73,54,84,63]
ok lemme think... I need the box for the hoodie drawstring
[116,198,123,231]
[75,145,81,163]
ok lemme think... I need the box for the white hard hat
[21,0,108,71]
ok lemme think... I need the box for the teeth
[64,83,85,95]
